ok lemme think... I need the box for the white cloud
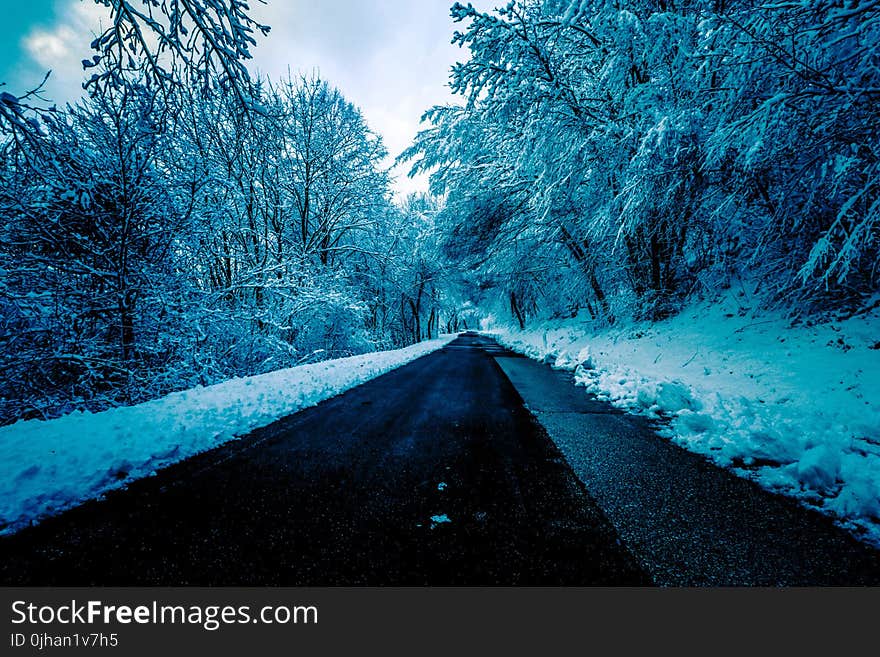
[20,0,106,104]
[247,0,466,198]
[20,0,467,197]
[24,26,77,65]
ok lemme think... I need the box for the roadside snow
[430,514,451,527]
[0,336,455,535]
[488,302,880,546]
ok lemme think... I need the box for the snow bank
[489,303,880,546]
[0,336,455,534]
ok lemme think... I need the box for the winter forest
[1,0,879,428]
[0,2,474,424]
[413,0,880,323]
[2,0,880,577]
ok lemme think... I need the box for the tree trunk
[510,291,525,330]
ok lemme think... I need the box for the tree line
[0,2,471,424]
[405,0,880,327]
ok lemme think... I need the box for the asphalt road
[497,354,880,585]
[0,333,648,585]
[2,333,878,586]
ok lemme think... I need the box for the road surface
[0,334,646,585]
[1,333,878,585]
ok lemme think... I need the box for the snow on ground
[0,336,456,535]
[487,300,880,546]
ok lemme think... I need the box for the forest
[1,0,879,425]
[0,2,474,424]
[406,0,880,328]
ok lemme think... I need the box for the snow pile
[489,302,880,545]
[0,336,455,534]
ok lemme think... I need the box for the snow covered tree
[0,79,189,420]
[85,0,270,105]
[407,0,880,328]
[274,75,389,267]
[0,4,462,426]
[175,75,395,367]
[1,1,269,142]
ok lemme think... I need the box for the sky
[0,0,470,198]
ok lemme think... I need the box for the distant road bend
[1,333,878,586]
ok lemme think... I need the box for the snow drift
[489,302,880,546]
[0,337,455,534]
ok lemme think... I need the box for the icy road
[1,334,878,585]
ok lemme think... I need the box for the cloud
[247,0,465,198]
[19,0,106,103]
[18,0,468,197]
[24,26,77,65]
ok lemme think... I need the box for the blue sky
[0,1,55,59]
[0,0,467,196]
[0,1,60,89]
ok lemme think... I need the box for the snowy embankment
[488,303,880,546]
[0,336,455,534]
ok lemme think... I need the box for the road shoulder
[494,353,880,585]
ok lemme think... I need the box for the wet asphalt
[0,334,647,585]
